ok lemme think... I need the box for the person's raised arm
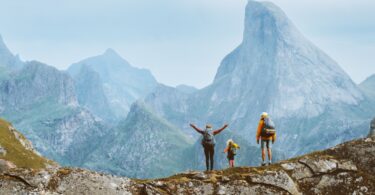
[213,124,228,135]
[190,123,204,134]
[223,146,229,153]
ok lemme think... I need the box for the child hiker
[224,139,240,168]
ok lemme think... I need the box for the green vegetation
[0,118,55,169]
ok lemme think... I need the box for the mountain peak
[0,34,12,57]
[103,48,118,56]
[0,34,24,69]
[243,0,303,46]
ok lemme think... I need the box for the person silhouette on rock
[190,123,228,171]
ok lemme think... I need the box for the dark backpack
[202,130,215,146]
[261,118,276,137]
[229,146,237,155]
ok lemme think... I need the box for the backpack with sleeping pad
[261,117,276,137]
[202,129,216,146]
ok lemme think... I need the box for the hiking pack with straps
[202,129,216,146]
[261,117,276,137]
[229,146,237,155]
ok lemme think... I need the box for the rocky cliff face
[0,61,78,110]
[1,126,374,195]
[0,60,106,167]
[73,64,114,121]
[213,1,363,118]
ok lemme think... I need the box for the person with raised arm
[190,123,228,171]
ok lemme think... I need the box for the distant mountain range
[67,48,158,120]
[0,0,373,179]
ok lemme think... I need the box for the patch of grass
[0,118,55,169]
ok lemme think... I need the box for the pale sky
[0,0,374,88]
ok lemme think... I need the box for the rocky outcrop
[368,118,375,137]
[0,159,16,172]
[0,61,78,109]
[1,135,374,194]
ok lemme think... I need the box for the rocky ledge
[0,135,374,194]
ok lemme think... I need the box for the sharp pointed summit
[102,48,124,61]
[212,0,362,119]
[242,1,304,46]
[103,48,117,55]
[0,34,23,70]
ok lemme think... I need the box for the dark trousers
[203,144,215,171]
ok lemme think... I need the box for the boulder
[0,145,6,156]
[0,159,16,172]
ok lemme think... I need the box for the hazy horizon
[0,0,374,88]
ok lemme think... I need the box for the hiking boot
[261,162,266,166]
[268,162,272,166]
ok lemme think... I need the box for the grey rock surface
[1,137,374,194]
[0,159,16,172]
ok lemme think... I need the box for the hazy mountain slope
[73,64,114,121]
[0,61,106,167]
[83,101,194,179]
[143,84,196,137]
[359,74,375,99]
[0,61,77,110]
[68,49,158,119]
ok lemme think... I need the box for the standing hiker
[224,139,240,168]
[190,123,228,171]
[256,112,276,166]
